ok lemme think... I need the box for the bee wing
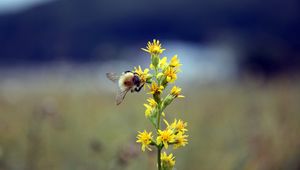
[106,73,119,83]
[116,88,130,105]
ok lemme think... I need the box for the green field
[0,72,300,170]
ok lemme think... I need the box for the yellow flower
[159,57,168,69]
[156,129,175,149]
[136,130,153,151]
[169,55,182,68]
[148,82,164,94]
[141,39,165,55]
[161,152,175,169]
[170,119,188,133]
[174,132,188,149]
[144,104,152,117]
[134,66,150,83]
[147,98,157,107]
[144,98,157,117]
[164,67,177,83]
[170,86,185,98]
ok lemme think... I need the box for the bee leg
[124,70,132,73]
[131,88,134,93]
[135,83,144,92]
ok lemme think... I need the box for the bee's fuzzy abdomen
[118,72,134,91]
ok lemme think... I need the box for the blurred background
[0,0,300,169]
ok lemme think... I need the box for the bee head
[132,74,141,86]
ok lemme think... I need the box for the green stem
[156,99,162,170]
[157,146,162,170]
[157,107,161,130]
[155,95,162,170]
[152,56,162,170]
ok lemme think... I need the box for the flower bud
[151,54,159,68]
[162,95,174,110]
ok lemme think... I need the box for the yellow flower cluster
[137,119,188,149]
[163,119,188,149]
[136,40,188,170]
[164,119,188,133]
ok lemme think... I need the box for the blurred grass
[0,73,300,170]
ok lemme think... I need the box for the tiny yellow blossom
[144,104,151,117]
[148,82,164,94]
[174,132,188,149]
[141,39,165,55]
[170,119,188,133]
[169,55,182,68]
[170,86,185,98]
[164,67,177,83]
[136,130,153,151]
[134,66,150,83]
[147,98,157,107]
[143,98,157,117]
[159,57,168,69]
[161,152,175,168]
[156,129,175,149]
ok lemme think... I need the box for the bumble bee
[106,71,144,105]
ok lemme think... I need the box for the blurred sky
[0,0,53,14]
[0,0,299,80]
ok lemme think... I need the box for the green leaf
[148,109,158,127]
[149,115,157,127]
